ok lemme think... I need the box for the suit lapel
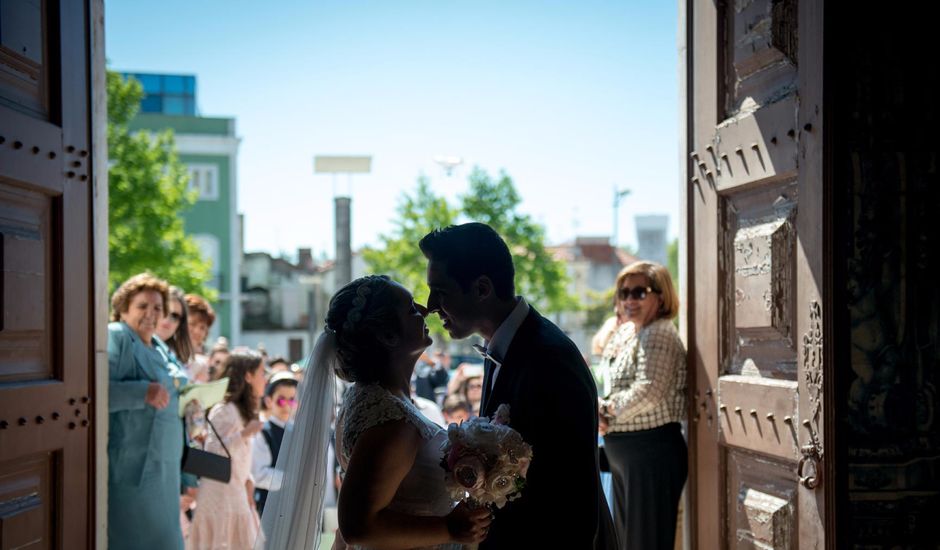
[481,358,495,413]
[481,308,540,417]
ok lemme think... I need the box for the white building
[241,249,326,361]
[548,237,637,356]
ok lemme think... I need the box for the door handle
[798,444,821,489]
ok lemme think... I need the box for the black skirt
[603,423,688,550]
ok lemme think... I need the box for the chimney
[298,248,314,270]
[335,197,352,287]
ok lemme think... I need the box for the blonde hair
[614,261,679,320]
[110,273,170,322]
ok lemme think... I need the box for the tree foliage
[584,287,616,332]
[363,168,577,341]
[460,167,578,314]
[361,176,458,338]
[667,237,679,290]
[107,71,215,298]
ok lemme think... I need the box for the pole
[612,187,631,247]
[307,285,317,355]
[613,187,619,247]
[335,197,352,286]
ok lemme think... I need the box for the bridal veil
[257,330,338,549]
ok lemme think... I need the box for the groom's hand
[445,502,493,544]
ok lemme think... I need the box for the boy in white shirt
[251,372,298,514]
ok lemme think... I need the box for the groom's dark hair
[419,222,515,300]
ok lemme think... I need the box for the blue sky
[106,1,679,258]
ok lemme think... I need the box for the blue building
[123,72,197,116]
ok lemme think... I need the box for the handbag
[181,413,232,483]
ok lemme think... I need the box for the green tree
[667,237,680,327]
[459,167,578,314]
[363,168,578,341]
[361,176,458,338]
[107,71,215,298]
[667,237,679,291]
[584,287,616,332]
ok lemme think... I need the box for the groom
[420,223,616,549]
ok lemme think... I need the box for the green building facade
[125,74,241,345]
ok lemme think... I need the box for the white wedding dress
[336,383,462,550]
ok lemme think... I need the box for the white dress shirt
[483,297,530,390]
[251,416,286,491]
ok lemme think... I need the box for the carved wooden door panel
[686,0,827,548]
[0,1,95,547]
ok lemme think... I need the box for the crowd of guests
[108,256,688,550]
[107,273,307,550]
[106,271,488,550]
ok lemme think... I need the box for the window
[163,75,185,94]
[192,234,220,277]
[134,73,162,93]
[140,94,162,113]
[163,96,185,115]
[187,164,219,200]
[288,338,304,363]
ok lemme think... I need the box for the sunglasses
[275,397,297,407]
[618,286,660,301]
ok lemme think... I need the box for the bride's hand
[445,502,493,543]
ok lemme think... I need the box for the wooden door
[0,0,98,547]
[685,0,829,548]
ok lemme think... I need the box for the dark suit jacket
[479,307,615,549]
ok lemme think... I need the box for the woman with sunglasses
[598,261,687,550]
[154,286,200,538]
[251,371,299,514]
[156,286,195,366]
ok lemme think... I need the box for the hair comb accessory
[343,281,374,331]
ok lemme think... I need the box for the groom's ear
[474,275,495,301]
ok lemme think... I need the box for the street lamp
[612,186,631,248]
[433,155,463,177]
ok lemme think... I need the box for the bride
[259,275,492,549]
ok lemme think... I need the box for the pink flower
[492,404,512,426]
[452,456,486,490]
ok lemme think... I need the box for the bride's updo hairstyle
[326,275,402,384]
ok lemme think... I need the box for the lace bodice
[336,383,461,550]
[337,383,439,466]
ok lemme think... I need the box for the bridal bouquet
[440,404,533,509]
